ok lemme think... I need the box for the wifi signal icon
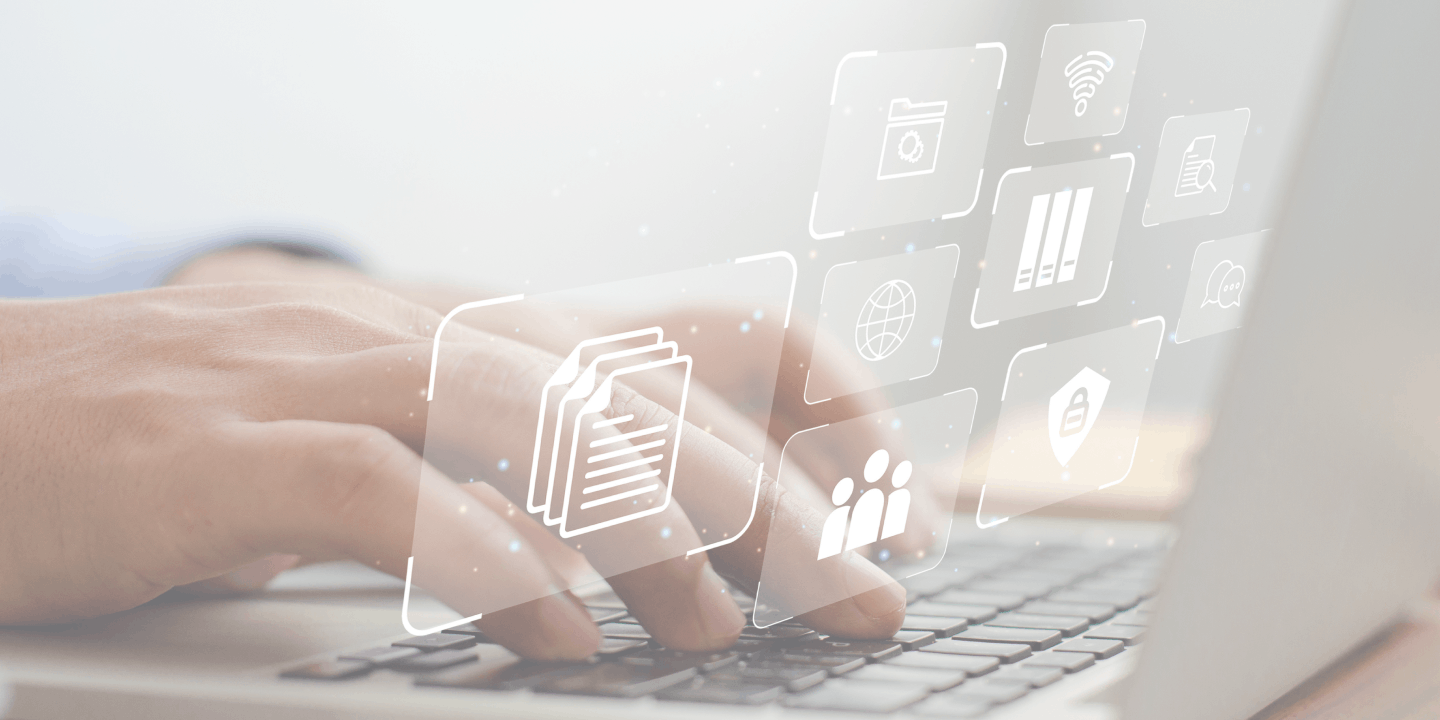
[1064,51,1116,117]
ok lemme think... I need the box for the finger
[592,374,906,641]
[224,419,601,660]
[169,554,302,597]
[458,482,598,590]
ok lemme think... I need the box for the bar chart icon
[1013,186,1094,293]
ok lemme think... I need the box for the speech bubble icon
[1217,264,1246,308]
[1202,259,1246,308]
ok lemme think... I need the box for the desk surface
[1255,599,1440,720]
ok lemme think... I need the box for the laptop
[4,0,1440,718]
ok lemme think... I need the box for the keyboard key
[731,637,788,656]
[1024,651,1094,673]
[1075,578,1157,597]
[999,664,1064,687]
[781,679,930,713]
[596,638,648,655]
[908,600,999,623]
[587,607,629,624]
[1020,600,1116,623]
[1084,624,1147,645]
[582,591,627,609]
[948,677,1031,704]
[987,612,1090,637]
[656,677,783,705]
[848,663,966,691]
[921,639,1031,664]
[740,624,816,641]
[535,662,698,697]
[901,572,969,597]
[993,567,1085,585]
[1048,589,1139,610]
[441,622,493,641]
[337,646,423,665]
[966,578,1054,598]
[1055,638,1126,659]
[890,629,936,650]
[279,659,370,680]
[909,696,993,717]
[751,653,866,675]
[790,638,902,661]
[392,633,477,651]
[599,623,652,640]
[710,664,827,692]
[902,615,969,638]
[388,649,478,673]
[955,626,1061,650]
[416,659,587,690]
[931,590,1025,611]
[1110,609,1153,626]
[887,651,998,676]
[619,648,740,673]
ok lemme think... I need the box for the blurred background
[0,0,1334,519]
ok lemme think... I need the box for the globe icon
[854,279,916,361]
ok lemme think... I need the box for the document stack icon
[527,328,692,538]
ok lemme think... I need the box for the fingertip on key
[529,593,603,661]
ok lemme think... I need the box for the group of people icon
[818,449,912,560]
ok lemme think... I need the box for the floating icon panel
[753,389,978,627]
[1175,230,1269,342]
[408,254,795,633]
[1025,21,1146,145]
[1142,109,1252,226]
[805,245,961,403]
[972,155,1133,327]
[979,319,1164,526]
[811,45,1005,238]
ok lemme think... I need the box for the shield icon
[1048,367,1110,467]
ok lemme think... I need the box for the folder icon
[528,329,692,537]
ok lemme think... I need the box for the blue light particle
[497,459,510,471]
[740,321,751,333]
[508,540,521,553]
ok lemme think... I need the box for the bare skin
[0,250,907,661]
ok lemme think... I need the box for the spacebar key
[534,662,697,697]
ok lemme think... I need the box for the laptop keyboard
[280,541,1162,717]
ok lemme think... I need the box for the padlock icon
[1059,387,1089,438]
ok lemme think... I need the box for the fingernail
[694,562,746,643]
[843,555,906,621]
[534,592,601,660]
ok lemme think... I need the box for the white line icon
[1048,366,1110,467]
[877,98,948,180]
[1201,260,1246,309]
[1013,187,1094,292]
[854,279,916,362]
[1064,51,1115,117]
[529,329,692,537]
[818,449,913,560]
[1175,135,1218,196]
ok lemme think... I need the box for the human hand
[0,281,905,660]
[171,247,948,555]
